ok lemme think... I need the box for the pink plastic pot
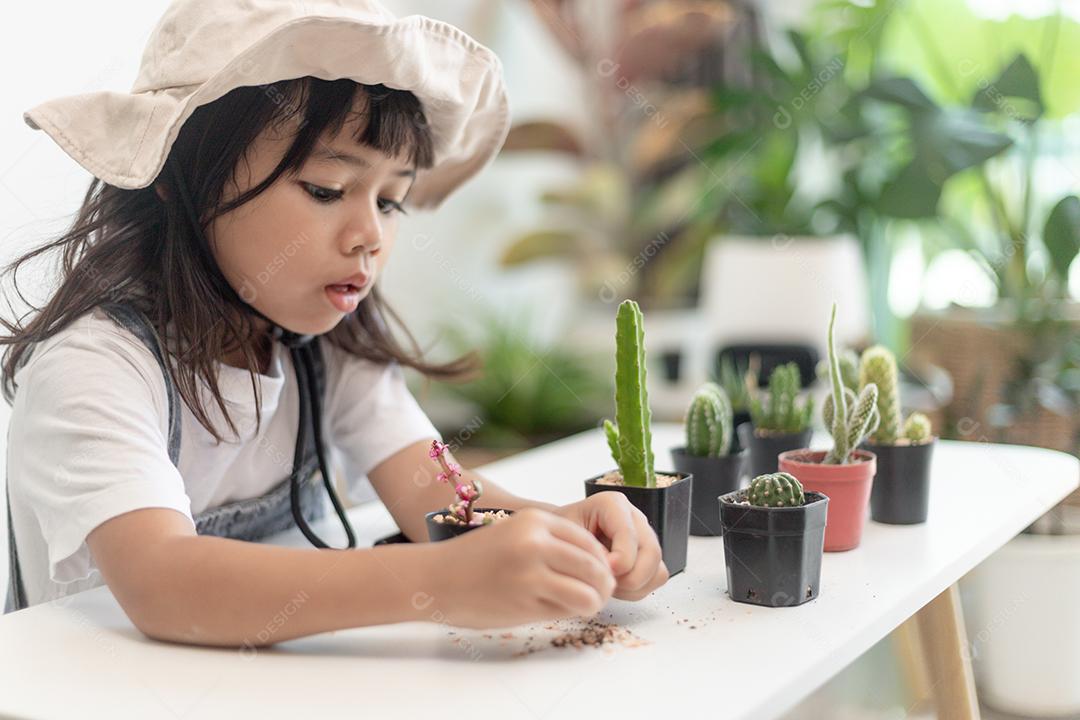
[778,449,877,552]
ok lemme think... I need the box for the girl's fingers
[597,500,639,576]
[614,517,663,592]
[541,511,610,567]
[542,537,616,599]
[537,573,607,617]
[615,560,669,601]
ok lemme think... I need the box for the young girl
[1,0,668,643]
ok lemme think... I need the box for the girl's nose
[342,209,383,256]
[347,235,381,256]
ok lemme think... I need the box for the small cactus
[686,382,733,457]
[750,362,814,434]
[822,303,880,464]
[747,472,805,508]
[604,299,656,488]
[718,354,752,413]
[903,412,933,444]
[859,345,903,445]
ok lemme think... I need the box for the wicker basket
[909,304,1080,506]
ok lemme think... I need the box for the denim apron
[4,301,330,613]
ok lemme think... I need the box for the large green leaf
[876,160,943,219]
[862,76,939,112]
[912,110,1014,175]
[972,53,1044,122]
[1044,195,1080,283]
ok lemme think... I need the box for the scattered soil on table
[511,618,648,657]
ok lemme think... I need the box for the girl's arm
[88,503,617,645]
[86,507,444,647]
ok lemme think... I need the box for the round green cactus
[747,472,805,508]
[685,382,733,457]
[903,412,933,443]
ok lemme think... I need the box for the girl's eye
[377,197,407,216]
[301,182,343,204]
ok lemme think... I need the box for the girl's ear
[154,182,169,202]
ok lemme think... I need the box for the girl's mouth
[324,283,363,312]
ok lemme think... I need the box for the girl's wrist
[375,540,454,625]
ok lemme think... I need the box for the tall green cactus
[859,345,903,444]
[750,362,813,434]
[823,303,881,464]
[817,348,860,393]
[603,300,655,487]
[747,472,805,508]
[685,382,732,457]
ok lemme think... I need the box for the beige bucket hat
[22,0,511,209]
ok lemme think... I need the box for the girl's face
[208,101,415,337]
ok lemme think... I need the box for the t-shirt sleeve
[324,346,442,487]
[8,319,194,585]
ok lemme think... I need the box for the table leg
[893,616,933,711]
[913,583,981,720]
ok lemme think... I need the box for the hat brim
[23,15,510,210]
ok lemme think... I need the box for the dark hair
[1,77,477,443]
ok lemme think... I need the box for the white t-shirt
[6,307,441,607]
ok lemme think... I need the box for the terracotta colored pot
[778,449,877,552]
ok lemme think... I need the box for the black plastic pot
[425,508,514,542]
[719,490,828,607]
[866,439,936,524]
[738,422,813,478]
[671,448,747,536]
[584,471,692,575]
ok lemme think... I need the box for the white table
[1,425,1076,720]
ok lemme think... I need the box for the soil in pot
[426,508,514,542]
[866,439,935,525]
[584,470,692,575]
[719,489,828,607]
[779,449,876,552]
[738,422,813,478]
[671,447,747,536]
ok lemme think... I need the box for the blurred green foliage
[435,314,610,448]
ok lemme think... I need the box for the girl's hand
[552,494,669,601]
[428,508,616,629]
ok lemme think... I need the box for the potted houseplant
[585,299,693,575]
[738,362,814,477]
[779,303,879,552]
[425,440,513,541]
[858,346,937,524]
[671,382,747,536]
[719,472,828,607]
